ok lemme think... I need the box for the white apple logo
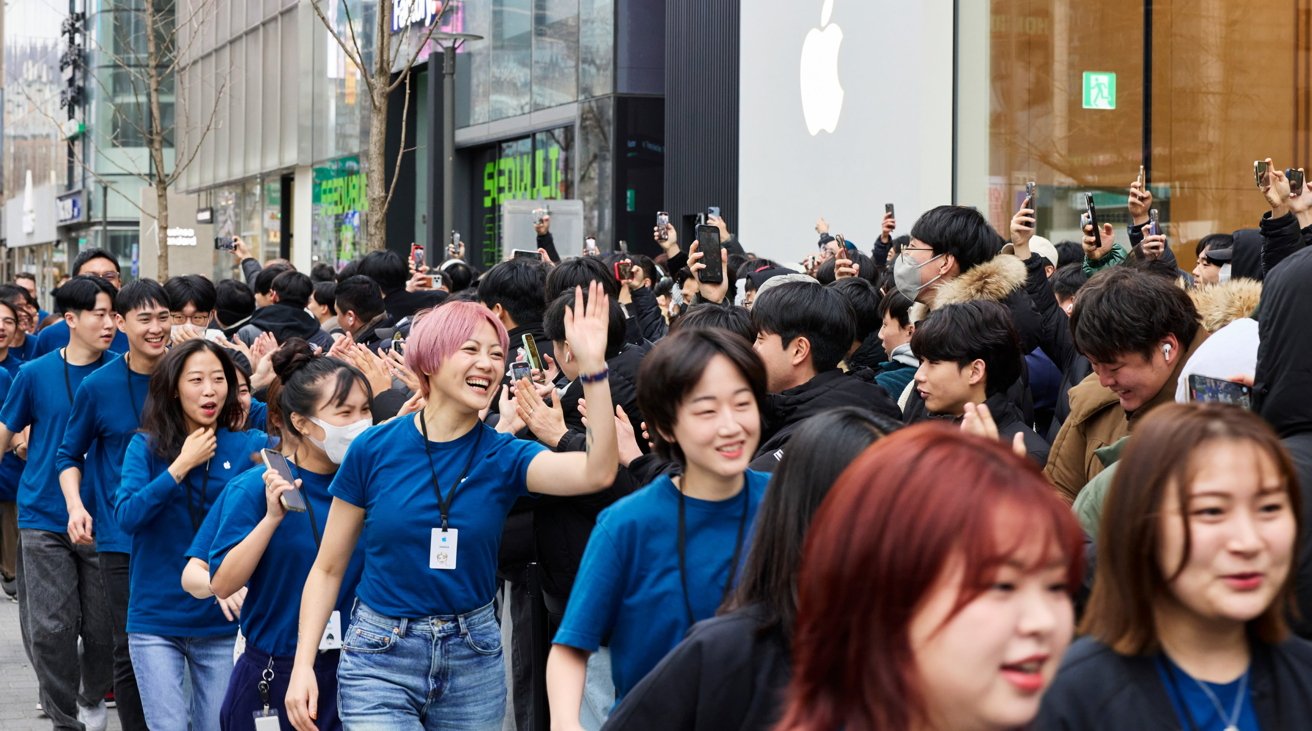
[800,0,844,136]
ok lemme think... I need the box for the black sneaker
[1,574,15,600]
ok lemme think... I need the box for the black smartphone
[656,211,670,240]
[511,249,540,260]
[262,449,306,512]
[1255,160,1270,189]
[885,203,895,218]
[1187,374,1252,409]
[410,243,425,270]
[1082,193,1099,239]
[614,259,635,282]
[391,331,405,356]
[1288,168,1305,197]
[695,224,723,284]
[1024,181,1036,209]
[521,333,542,372]
[510,361,533,383]
[213,237,235,251]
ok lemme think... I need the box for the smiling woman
[285,285,619,730]
[1036,403,1312,730]
[546,327,770,728]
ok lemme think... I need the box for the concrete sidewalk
[0,596,122,730]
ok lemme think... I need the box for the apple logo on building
[800,0,844,136]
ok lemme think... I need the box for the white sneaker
[77,700,108,731]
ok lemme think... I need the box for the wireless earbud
[1162,343,1173,359]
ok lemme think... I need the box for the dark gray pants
[17,529,115,730]
[99,551,148,730]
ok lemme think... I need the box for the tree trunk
[364,86,389,251]
[156,184,169,278]
[144,0,170,278]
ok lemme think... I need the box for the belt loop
[395,616,409,636]
[456,610,469,635]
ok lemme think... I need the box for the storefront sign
[314,157,368,217]
[166,227,199,247]
[482,144,564,209]
[56,191,86,225]
[391,0,466,33]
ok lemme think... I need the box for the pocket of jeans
[342,621,396,654]
[463,620,503,656]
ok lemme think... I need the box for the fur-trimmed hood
[1189,278,1262,333]
[929,254,1029,310]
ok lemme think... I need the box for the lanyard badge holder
[253,658,280,728]
[420,417,484,571]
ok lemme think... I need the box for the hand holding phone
[1023,181,1036,210]
[693,225,724,284]
[510,361,533,384]
[1188,374,1252,409]
[1287,168,1306,198]
[410,243,425,271]
[1255,160,1271,189]
[261,449,306,513]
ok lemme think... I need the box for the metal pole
[442,43,456,261]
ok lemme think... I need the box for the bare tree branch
[165,70,228,187]
[382,67,412,213]
[387,0,451,94]
[308,0,374,101]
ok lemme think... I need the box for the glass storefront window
[964,1,1307,266]
[533,0,580,110]
[311,155,368,269]
[472,126,574,268]
[490,0,532,121]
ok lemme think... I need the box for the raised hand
[173,427,217,478]
[614,406,642,467]
[688,240,730,305]
[262,465,299,520]
[1139,233,1167,261]
[1010,206,1036,250]
[1128,180,1153,225]
[1082,222,1116,261]
[515,378,567,448]
[563,282,610,374]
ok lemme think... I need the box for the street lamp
[432,32,482,261]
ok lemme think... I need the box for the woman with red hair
[775,423,1085,731]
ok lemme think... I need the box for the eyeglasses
[171,312,212,326]
[87,271,121,283]
[899,246,938,266]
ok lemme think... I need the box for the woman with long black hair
[117,339,267,730]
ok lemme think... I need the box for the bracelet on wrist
[578,367,609,384]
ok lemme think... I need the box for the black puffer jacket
[237,304,333,350]
[749,369,901,472]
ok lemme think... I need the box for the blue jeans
[337,601,505,729]
[129,633,236,731]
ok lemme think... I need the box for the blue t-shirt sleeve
[207,477,265,574]
[506,433,548,497]
[55,379,96,474]
[553,523,624,652]
[0,365,34,433]
[247,399,268,433]
[115,434,179,535]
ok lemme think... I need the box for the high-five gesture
[563,282,610,375]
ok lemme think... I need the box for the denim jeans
[129,632,236,731]
[17,528,114,729]
[99,551,148,730]
[337,601,506,729]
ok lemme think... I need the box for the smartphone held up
[694,224,724,284]
[261,449,307,512]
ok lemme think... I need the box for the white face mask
[307,416,371,464]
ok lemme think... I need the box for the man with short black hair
[749,281,901,471]
[213,280,256,338]
[237,270,332,349]
[309,281,340,337]
[14,272,48,324]
[334,275,390,350]
[357,250,446,322]
[0,275,119,729]
[910,300,1048,464]
[478,259,552,367]
[57,279,171,729]
[34,250,129,356]
[251,262,293,309]
[874,289,918,399]
[1046,267,1206,501]
[163,274,217,329]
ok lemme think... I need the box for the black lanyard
[184,461,211,533]
[418,416,484,531]
[287,454,322,548]
[676,480,750,627]
[124,355,143,424]
[61,348,105,404]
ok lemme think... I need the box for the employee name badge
[253,710,280,730]
[430,528,459,570]
[318,610,342,651]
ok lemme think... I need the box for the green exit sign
[1082,72,1116,110]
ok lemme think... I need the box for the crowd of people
[0,157,1309,731]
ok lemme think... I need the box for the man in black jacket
[908,300,1048,465]
[333,275,392,351]
[357,249,446,322]
[236,270,333,350]
[749,281,901,471]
